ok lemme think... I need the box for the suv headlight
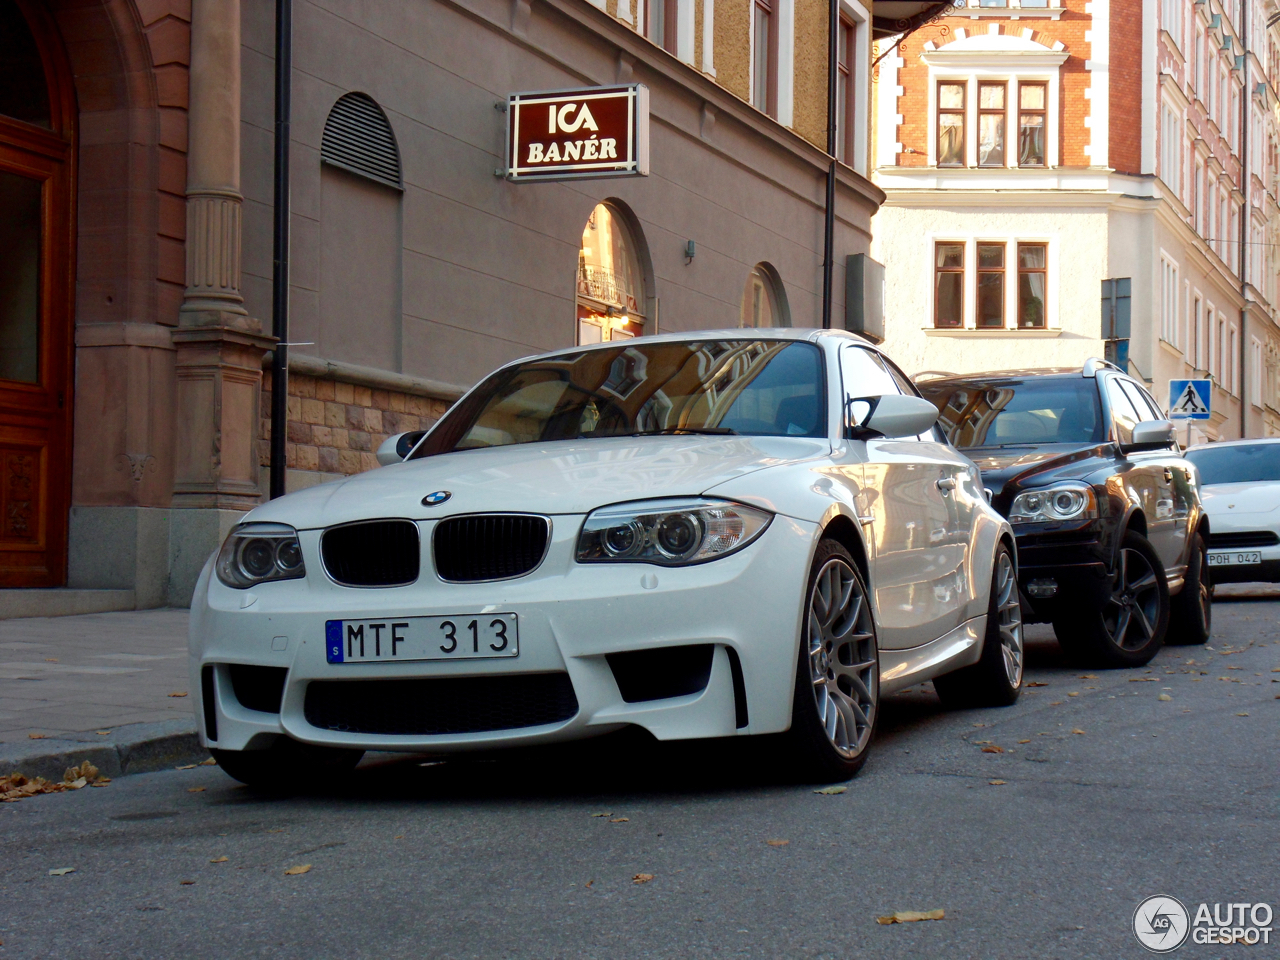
[576,498,772,566]
[1009,484,1098,523]
[216,522,306,588]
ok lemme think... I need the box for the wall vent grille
[321,92,402,190]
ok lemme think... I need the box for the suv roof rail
[912,370,959,381]
[1082,357,1121,378]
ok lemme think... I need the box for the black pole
[821,0,839,329]
[270,0,292,499]
[1238,3,1248,439]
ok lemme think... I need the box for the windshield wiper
[628,426,737,436]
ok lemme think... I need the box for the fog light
[1026,578,1058,598]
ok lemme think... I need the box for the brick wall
[1110,0,1143,174]
[259,374,453,479]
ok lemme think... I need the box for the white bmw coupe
[191,330,1021,785]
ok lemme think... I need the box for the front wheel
[1054,529,1168,668]
[1166,532,1211,645]
[934,543,1023,708]
[211,738,364,791]
[783,540,879,783]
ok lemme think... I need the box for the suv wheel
[934,544,1023,708]
[1166,531,1211,645]
[1054,529,1168,668]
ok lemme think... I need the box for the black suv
[917,359,1211,668]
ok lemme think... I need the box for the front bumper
[1010,518,1113,621]
[189,515,817,753]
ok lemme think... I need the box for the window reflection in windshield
[1186,443,1280,484]
[412,340,826,457]
[919,378,1104,447]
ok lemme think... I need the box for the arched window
[0,0,50,128]
[740,263,789,328]
[321,92,402,190]
[576,202,648,344]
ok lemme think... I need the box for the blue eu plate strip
[325,620,343,663]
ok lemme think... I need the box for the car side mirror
[847,394,939,439]
[375,430,427,466]
[1122,419,1175,453]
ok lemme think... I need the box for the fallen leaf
[1068,692,1080,697]
[813,785,847,795]
[28,733,46,740]
[988,779,1007,785]
[198,758,217,766]
[284,864,312,876]
[1049,701,1063,706]
[632,873,655,884]
[590,812,613,818]
[609,818,629,823]
[877,909,945,924]
[1071,729,1086,735]
[45,658,58,663]
[981,745,1004,754]
[394,835,404,840]
[1130,677,1157,682]
[176,764,197,771]
[168,692,188,698]
[585,879,594,888]
[209,856,229,863]
[179,880,195,886]
[64,778,88,790]
[1157,693,1173,701]
[1026,681,1048,687]
[95,731,111,736]
[1079,674,1098,679]
[766,839,790,847]
[1236,712,1250,717]
[48,867,75,876]
[971,723,989,728]
[187,787,206,793]
[972,740,993,744]
[1271,668,1280,673]
[1017,739,1031,744]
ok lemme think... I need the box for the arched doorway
[0,0,76,587]
[740,263,790,328]
[576,202,650,344]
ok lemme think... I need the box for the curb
[0,719,208,782]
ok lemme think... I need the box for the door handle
[936,477,957,492]
[1163,468,1173,483]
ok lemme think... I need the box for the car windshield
[1185,443,1280,484]
[918,377,1105,448]
[411,339,826,457]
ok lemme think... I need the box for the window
[1161,105,1181,196]
[646,0,679,53]
[1017,243,1047,328]
[836,14,857,165]
[937,82,966,166]
[978,82,1006,166]
[1193,29,1203,93]
[920,378,1105,446]
[1217,316,1227,384]
[1018,83,1047,166]
[1160,256,1179,347]
[740,263,790,328]
[1162,0,1183,47]
[1105,377,1142,445]
[1120,379,1164,424]
[1193,163,1202,233]
[1230,326,1238,394]
[1251,336,1263,407]
[1192,296,1202,369]
[976,243,1005,327]
[577,202,648,344]
[753,0,778,118]
[934,242,964,328]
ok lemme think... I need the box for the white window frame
[924,233,1056,330]
[1159,252,1180,349]
[838,0,872,176]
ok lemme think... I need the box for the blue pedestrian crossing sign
[1168,379,1211,420]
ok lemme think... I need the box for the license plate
[325,614,518,663]
[1207,551,1262,567]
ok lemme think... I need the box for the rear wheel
[1166,531,1211,645]
[784,540,879,783]
[934,544,1023,708]
[1054,530,1168,668]
[211,738,364,791]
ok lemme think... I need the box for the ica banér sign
[504,84,649,181]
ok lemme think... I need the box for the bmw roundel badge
[421,490,452,506]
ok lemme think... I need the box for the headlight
[576,498,773,566]
[1009,484,1098,523]
[216,522,306,588]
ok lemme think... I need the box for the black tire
[211,738,364,791]
[1053,529,1168,668]
[1166,531,1211,645]
[934,543,1023,708]
[783,540,879,783]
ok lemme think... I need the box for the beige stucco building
[0,0,889,615]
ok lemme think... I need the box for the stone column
[170,0,274,601]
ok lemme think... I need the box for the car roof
[915,368,1087,386]
[1188,436,1280,449]
[508,327,883,366]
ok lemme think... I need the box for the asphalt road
[3,596,1278,960]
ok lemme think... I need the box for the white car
[190,330,1020,786]
[1185,438,1280,586]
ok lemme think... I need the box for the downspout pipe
[822,0,839,329]
[270,0,292,498]
[1239,2,1249,438]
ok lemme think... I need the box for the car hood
[247,435,833,528]
[1199,481,1280,518]
[962,444,1106,497]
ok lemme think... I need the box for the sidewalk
[0,609,205,779]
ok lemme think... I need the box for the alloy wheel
[806,558,878,759]
[1103,546,1161,650]
[994,551,1024,687]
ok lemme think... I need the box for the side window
[840,345,907,438]
[1135,383,1167,422]
[1105,377,1141,446]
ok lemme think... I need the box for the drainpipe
[1238,3,1249,439]
[822,0,838,329]
[269,0,292,498]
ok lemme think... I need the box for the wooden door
[0,0,75,587]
